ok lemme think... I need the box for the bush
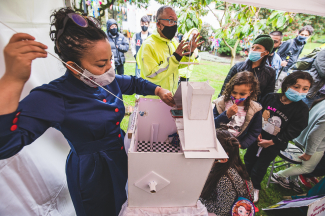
[217,39,242,56]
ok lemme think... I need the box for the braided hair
[49,7,107,67]
[200,130,250,199]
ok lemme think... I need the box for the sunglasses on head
[56,13,101,52]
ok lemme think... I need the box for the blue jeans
[135,63,141,78]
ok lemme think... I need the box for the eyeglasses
[56,13,101,52]
[158,19,179,25]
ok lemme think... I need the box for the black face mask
[141,26,148,32]
[160,23,177,40]
[271,47,278,54]
[110,28,118,36]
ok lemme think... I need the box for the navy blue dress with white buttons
[0,71,158,216]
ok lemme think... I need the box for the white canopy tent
[226,0,325,17]
[0,0,324,215]
[0,0,75,215]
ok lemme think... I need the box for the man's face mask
[160,23,177,40]
[141,25,148,32]
[80,66,115,88]
[109,28,118,36]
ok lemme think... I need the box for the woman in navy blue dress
[0,8,176,216]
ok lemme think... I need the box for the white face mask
[80,66,115,87]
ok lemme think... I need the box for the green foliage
[74,0,149,23]
[265,10,295,31]
[212,2,266,43]
[290,14,325,40]
[218,39,242,56]
[177,8,204,34]
[200,24,212,50]
[260,9,325,39]
[156,0,207,34]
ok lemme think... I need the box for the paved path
[199,52,231,63]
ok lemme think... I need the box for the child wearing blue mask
[213,71,262,149]
[244,71,313,203]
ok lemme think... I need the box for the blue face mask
[297,35,308,43]
[248,50,264,62]
[285,88,307,102]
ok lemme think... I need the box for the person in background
[281,176,325,215]
[268,31,283,79]
[215,38,221,56]
[299,152,325,188]
[200,130,254,216]
[106,19,129,75]
[287,177,325,200]
[302,49,325,107]
[219,35,276,102]
[177,33,183,42]
[178,28,201,83]
[244,71,312,203]
[213,71,262,149]
[276,25,314,91]
[131,16,151,78]
[127,29,132,43]
[136,6,202,96]
[272,95,325,194]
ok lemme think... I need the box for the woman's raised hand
[0,33,48,115]
[3,33,48,83]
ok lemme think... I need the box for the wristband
[173,52,182,62]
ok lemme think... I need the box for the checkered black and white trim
[137,141,181,153]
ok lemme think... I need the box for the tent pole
[82,0,87,14]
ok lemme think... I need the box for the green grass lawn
[121,50,309,216]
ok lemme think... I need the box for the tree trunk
[230,39,240,67]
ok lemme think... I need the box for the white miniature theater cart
[125,82,228,209]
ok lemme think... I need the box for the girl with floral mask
[219,35,276,102]
[213,71,262,150]
[244,71,313,203]
[0,7,175,216]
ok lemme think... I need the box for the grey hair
[140,16,150,23]
[156,6,175,21]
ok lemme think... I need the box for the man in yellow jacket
[136,6,202,98]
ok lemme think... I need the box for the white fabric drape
[225,0,325,17]
[0,0,324,215]
[0,0,75,215]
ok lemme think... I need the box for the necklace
[280,95,291,104]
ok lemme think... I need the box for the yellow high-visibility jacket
[136,29,198,98]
